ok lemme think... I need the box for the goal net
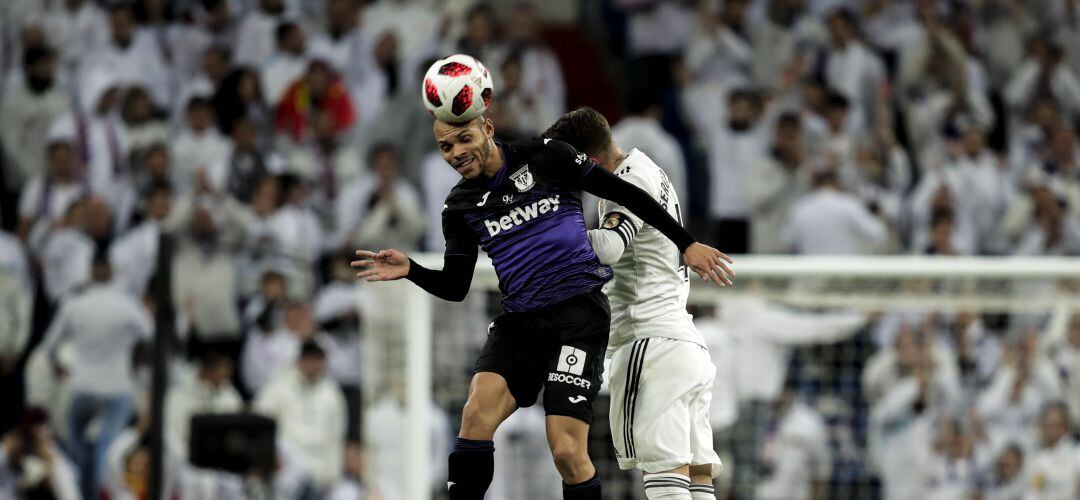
[359,255,1080,500]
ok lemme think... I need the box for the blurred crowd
[0,0,1077,499]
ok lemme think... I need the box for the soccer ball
[422,54,494,124]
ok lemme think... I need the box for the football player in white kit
[543,108,734,500]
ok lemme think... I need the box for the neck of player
[480,140,505,178]
[601,145,628,172]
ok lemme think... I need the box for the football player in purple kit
[352,113,733,500]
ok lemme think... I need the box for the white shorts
[608,336,722,475]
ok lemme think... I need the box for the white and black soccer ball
[422,54,494,124]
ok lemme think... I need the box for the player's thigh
[474,316,550,410]
[541,332,607,425]
[615,339,713,470]
[459,371,518,439]
[687,348,723,474]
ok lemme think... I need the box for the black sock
[563,473,601,500]
[447,438,494,500]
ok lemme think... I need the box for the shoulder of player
[614,151,665,192]
[442,178,484,213]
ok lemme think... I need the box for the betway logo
[483,195,560,236]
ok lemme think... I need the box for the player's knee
[549,439,589,476]
[689,464,712,484]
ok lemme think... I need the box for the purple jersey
[441,139,612,312]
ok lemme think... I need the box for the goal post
[364,255,1080,499]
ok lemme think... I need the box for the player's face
[434,117,495,180]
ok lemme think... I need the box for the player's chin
[456,163,478,178]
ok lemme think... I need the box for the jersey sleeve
[530,139,598,190]
[596,173,647,248]
[442,208,479,258]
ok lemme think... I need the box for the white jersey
[598,149,703,353]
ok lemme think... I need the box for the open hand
[351,249,410,282]
[683,242,735,287]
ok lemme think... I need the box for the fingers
[355,269,379,280]
[350,259,373,268]
[355,250,377,259]
[715,261,735,286]
[706,267,726,287]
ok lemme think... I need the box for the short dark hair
[541,107,613,157]
[300,340,325,359]
[23,45,55,69]
[275,21,300,46]
[776,112,801,130]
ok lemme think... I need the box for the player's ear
[481,117,494,138]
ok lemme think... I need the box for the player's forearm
[580,168,695,252]
[405,254,476,302]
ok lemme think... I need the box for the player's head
[542,107,618,168]
[434,115,497,180]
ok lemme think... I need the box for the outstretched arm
[580,166,735,286]
[352,249,477,302]
[351,209,479,301]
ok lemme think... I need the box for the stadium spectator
[108,182,172,298]
[81,3,171,107]
[683,0,752,88]
[1046,313,1080,429]
[754,383,832,500]
[781,169,889,255]
[313,257,365,439]
[1022,402,1080,499]
[504,3,567,128]
[307,0,374,91]
[0,45,69,198]
[0,225,30,379]
[750,112,811,253]
[242,300,314,395]
[287,107,364,227]
[42,258,152,500]
[976,329,1064,452]
[233,0,287,68]
[488,53,547,140]
[170,203,245,361]
[171,96,230,195]
[39,197,107,304]
[16,120,85,244]
[611,90,688,207]
[210,67,266,141]
[264,174,322,298]
[211,115,282,205]
[255,340,347,491]
[0,408,81,500]
[685,87,768,253]
[41,0,108,80]
[274,57,355,145]
[821,7,885,131]
[260,21,308,108]
[120,85,169,154]
[164,351,242,461]
[978,443,1027,500]
[336,143,425,252]
[1004,36,1080,124]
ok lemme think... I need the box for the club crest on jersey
[510,165,534,192]
[602,213,622,229]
